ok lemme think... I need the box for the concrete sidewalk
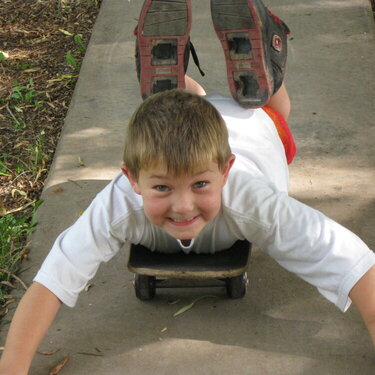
[2,0,375,373]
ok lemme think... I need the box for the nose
[171,190,195,214]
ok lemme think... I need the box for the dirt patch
[0,0,102,214]
[0,0,103,314]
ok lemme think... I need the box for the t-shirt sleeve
[258,192,375,312]
[224,173,375,312]
[33,196,126,307]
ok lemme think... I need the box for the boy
[0,0,374,373]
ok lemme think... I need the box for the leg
[211,0,290,108]
[184,74,290,120]
[266,82,291,120]
[135,0,192,99]
[262,84,296,164]
[184,75,207,96]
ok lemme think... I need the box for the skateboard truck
[127,240,251,301]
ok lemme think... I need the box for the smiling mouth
[167,215,200,226]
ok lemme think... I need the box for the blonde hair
[123,89,231,179]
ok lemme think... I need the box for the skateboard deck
[127,240,251,279]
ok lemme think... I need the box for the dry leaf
[52,187,63,194]
[160,327,168,333]
[38,348,61,356]
[173,301,195,317]
[77,156,85,167]
[49,354,69,375]
[173,295,218,317]
[84,283,93,292]
[59,29,73,36]
[23,68,41,73]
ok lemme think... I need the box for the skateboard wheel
[134,274,156,301]
[226,272,247,299]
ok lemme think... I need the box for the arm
[0,282,61,375]
[349,264,375,348]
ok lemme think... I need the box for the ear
[221,154,236,186]
[121,164,141,195]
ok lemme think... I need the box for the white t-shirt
[34,94,375,312]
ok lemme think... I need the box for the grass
[0,131,46,311]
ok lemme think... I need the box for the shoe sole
[137,0,192,99]
[211,0,273,107]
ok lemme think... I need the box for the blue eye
[154,185,169,192]
[194,181,207,188]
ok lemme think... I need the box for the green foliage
[60,29,85,69]
[31,131,46,170]
[0,131,46,178]
[12,120,27,133]
[10,79,43,107]
[73,34,83,47]
[0,52,8,61]
[0,200,42,302]
[3,79,46,131]
[0,202,42,258]
[66,51,79,70]
[0,215,28,256]
[0,159,11,177]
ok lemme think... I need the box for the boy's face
[122,156,235,241]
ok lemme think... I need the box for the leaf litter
[0,0,103,319]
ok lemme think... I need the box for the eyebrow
[149,169,211,179]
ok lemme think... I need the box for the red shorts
[262,106,297,164]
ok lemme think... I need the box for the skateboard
[127,240,251,301]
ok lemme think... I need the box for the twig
[11,274,28,291]
[1,199,36,216]
[77,352,104,357]
[5,104,20,126]
[0,269,28,291]
[33,166,47,185]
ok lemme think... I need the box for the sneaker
[135,0,192,99]
[211,0,290,108]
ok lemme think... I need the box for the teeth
[171,217,194,222]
